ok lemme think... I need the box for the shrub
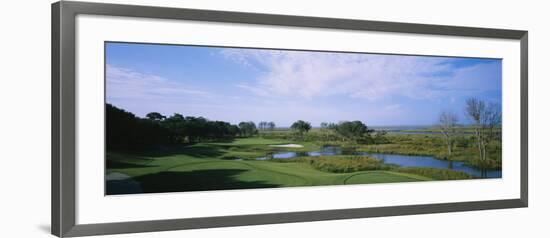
[468,158,501,169]
[292,156,390,173]
[392,167,471,180]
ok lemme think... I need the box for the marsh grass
[272,155,472,179]
[273,155,390,173]
[338,134,500,167]
[301,156,390,173]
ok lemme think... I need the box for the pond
[257,146,501,178]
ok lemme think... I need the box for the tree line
[288,120,385,143]
[258,121,276,130]
[107,104,247,150]
[107,104,385,151]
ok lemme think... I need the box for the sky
[106,42,502,127]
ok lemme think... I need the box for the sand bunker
[269,144,304,148]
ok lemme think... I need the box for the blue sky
[106,42,502,127]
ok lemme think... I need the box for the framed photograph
[52,1,528,237]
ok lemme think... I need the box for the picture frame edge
[51,1,529,237]
[62,199,526,237]
[51,1,61,236]
[520,31,529,207]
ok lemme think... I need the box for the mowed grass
[202,137,320,160]
[207,137,289,146]
[106,138,432,194]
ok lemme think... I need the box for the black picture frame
[52,1,528,237]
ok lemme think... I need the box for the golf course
[105,43,503,195]
[106,121,501,195]
[107,137,435,194]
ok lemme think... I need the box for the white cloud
[221,49,497,101]
[235,84,270,97]
[106,65,211,102]
[385,104,402,111]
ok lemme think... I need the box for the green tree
[267,121,276,130]
[145,112,166,121]
[258,121,267,130]
[106,104,169,150]
[290,120,312,137]
[238,121,258,137]
[333,121,373,142]
[107,104,243,149]
[163,113,188,143]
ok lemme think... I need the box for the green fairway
[106,139,433,194]
[206,137,290,146]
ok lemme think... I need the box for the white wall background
[0,0,546,237]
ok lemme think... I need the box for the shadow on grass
[106,159,157,169]
[106,169,279,195]
[106,151,158,169]
[127,143,229,159]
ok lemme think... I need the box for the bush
[468,158,501,169]
[392,167,471,180]
[290,156,390,173]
